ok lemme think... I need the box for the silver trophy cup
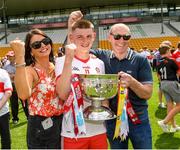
[78,74,119,121]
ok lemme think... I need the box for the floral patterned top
[29,67,63,117]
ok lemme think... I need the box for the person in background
[140,46,152,65]
[10,29,64,149]
[156,40,173,109]
[152,48,158,72]
[172,41,180,82]
[157,44,180,133]
[3,51,29,123]
[58,45,65,57]
[68,11,153,149]
[55,18,108,149]
[0,68,12,149]
[3,51,19,124]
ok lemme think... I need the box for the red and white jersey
[0,69,13,117]
[55,55,104,76]
[172,49,180,70]
[55,55,106,138]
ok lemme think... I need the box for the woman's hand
[10,39,25,64]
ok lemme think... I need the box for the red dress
[29,67,63,117]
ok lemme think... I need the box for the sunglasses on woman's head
[30,37,51,49]
[110,33,131,41]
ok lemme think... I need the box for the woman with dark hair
[24,29,54,66]
[10,29,63,149]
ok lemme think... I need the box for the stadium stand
[98,23,180,50]
[170,21,180,32]
[1,32,27,43]
[0,29,67,57]
[1,29,67,44]
[0,23,180,57]
[136,23,176,38]
[0,45,12,58]
[99,36,180,51]
[45,29,67,43]
[129,36,180,51]
[1,1,180,57]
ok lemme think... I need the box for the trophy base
[83,106,116,121]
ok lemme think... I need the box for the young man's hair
[160,40,172,47]
[71,19,94,31]
[159,44,170,55]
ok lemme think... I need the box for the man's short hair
[71,19,94,32]
[160,40,172,47]
[159,45,170,55]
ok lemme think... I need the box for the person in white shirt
[0,69,12,149]
[55,18,108,149]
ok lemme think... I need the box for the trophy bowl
[78,74,119,121]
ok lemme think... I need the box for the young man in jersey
[55,19,108,149]
[157,44,180,132]
[157,41,173,109]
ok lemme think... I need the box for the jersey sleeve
[90,49,103,58]
[138,57,153,84]
[55,56,65,78]
[100,60,105,74]
[170,59,179,72]
[3,70,13,91]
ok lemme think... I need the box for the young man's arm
[0,91,12,110]
[56,44,76,100]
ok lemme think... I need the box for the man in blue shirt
[68,11,153,149]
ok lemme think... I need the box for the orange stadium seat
[0,47,12,58]
[99,36,180,51]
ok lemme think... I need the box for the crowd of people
[0,10,179,149]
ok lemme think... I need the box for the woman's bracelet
[15,62,26,68]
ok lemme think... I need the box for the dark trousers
[152,59,157,71]
[27,114,63,149]
[10,84,29,121]
[0,113,11,149]
[10,89,19,121]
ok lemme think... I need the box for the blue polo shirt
[91,48,153,114]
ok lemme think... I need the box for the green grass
[147,72,180,149]
[1,71,179,149]
[10,106,27,149]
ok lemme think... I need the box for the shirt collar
[110,48,133,60]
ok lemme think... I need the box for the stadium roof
[0,0,180,17]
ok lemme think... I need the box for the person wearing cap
[157,44,180,132]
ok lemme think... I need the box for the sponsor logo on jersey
[95,67,100,73]
[72,66,80,71]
